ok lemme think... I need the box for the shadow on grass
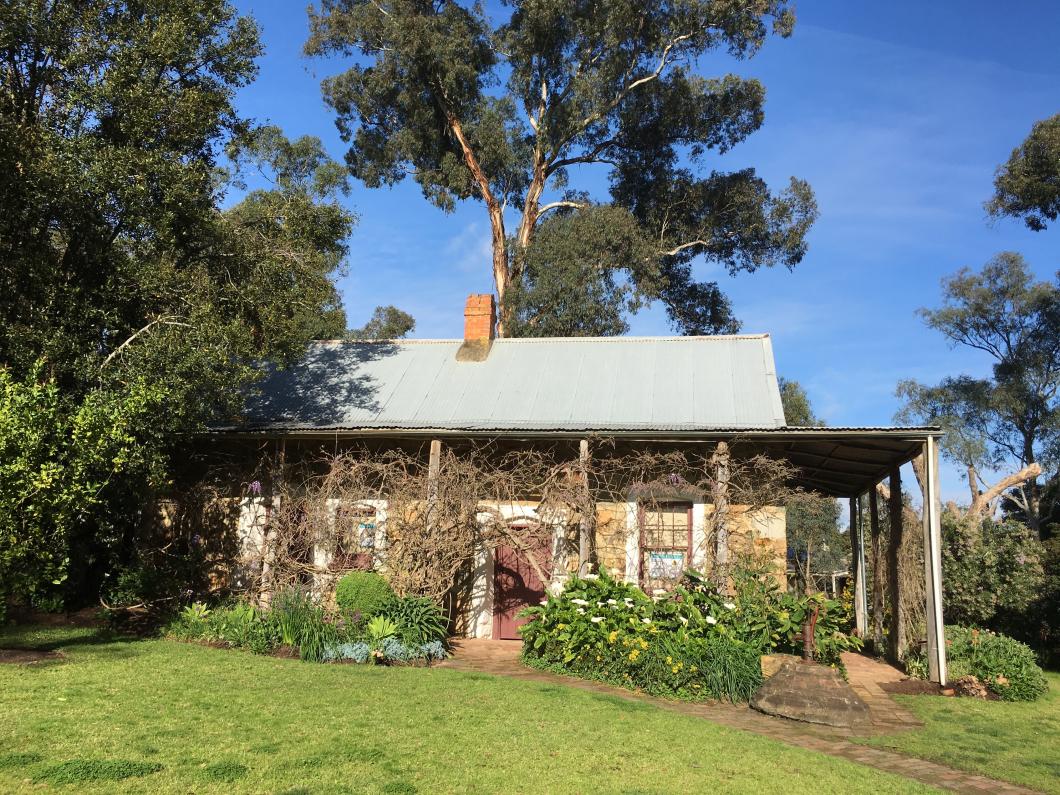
[0,625,144,653]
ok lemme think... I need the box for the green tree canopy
[897,252,1060,536]
[0,1,360,605]
[778,377,823,427]
[306,0,817,335]
[987,113,1060,232]
[349,306,417,339]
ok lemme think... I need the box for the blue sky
[232,1,1059,502]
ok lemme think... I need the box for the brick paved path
[439,640,1037,794]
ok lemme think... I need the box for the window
[639,502,692,592]
[331,504,379,571]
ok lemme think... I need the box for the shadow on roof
[241,342,400,428]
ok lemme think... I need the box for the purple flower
[248,480,262,496]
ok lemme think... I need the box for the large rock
[750,660,870,729]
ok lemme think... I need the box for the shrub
[520,566,861,701]
[942,514,1044,627]
[381,595,448,645]
[335,571,393,618]
[944,626,1048,702]
[520,570,763,702]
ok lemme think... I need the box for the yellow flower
[672,666,679,673]
[639,639,648,650]
[608,630,619,644]
[557,623,566,630]
[690,665,698,673]
[628,649,640,661]
[666,656,672,664]
[596,655,602,661]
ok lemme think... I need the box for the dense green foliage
[0,367,163,616]
[941,513,1044,627]
[334,571,396,618]
[0,1,374,611]
[987,113,1060,231]
[0,625,933,794]
[778,377,824,427]
[506,205,659,336]
[166,586,447,665]
[943,627,1048,702]
[306,0,817,335]
[380,595,449,646]
[348,305,416,340]
[521,571,748,699]
[520,565,861,702]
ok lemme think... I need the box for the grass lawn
[0,626,933,794]
[860,671,1060,794]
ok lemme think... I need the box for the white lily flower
[549,582,565,596]
[724,602,736,610]
[540,599,549,605]
[583,573,600,581]
[652,589,667,596]
[571,598,589,606]
[606,599,617,605]
[596,601,604,607]
[706,616,717,625]
[590,616,605,624]
[642,618,652,624]
[679,616,688,624]
[577,607,585,614]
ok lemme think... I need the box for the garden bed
[519,564,863,704]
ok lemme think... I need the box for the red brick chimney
[457,293,496,361]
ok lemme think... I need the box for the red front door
[493,542,550,640]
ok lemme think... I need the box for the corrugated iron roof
[231,335,789,433]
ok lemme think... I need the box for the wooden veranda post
[922,436,947,684]
[869,488,885,651]
[850,495,868,637]
[578,439,591,576]
[711,441,731,578]
[427,439,442,530]
[886,466,905,664]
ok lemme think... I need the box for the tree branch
[967,462,1042,519]
[100,317,192,369]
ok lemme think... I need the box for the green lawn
[0,626,932,794]
[861,671,1060,794]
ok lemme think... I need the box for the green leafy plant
[334,571,394,619]
[381,595,448,646]
[945,626,1048,702]
[365,615,399,664]
[520,563,862,701]
[269,588,319,647]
